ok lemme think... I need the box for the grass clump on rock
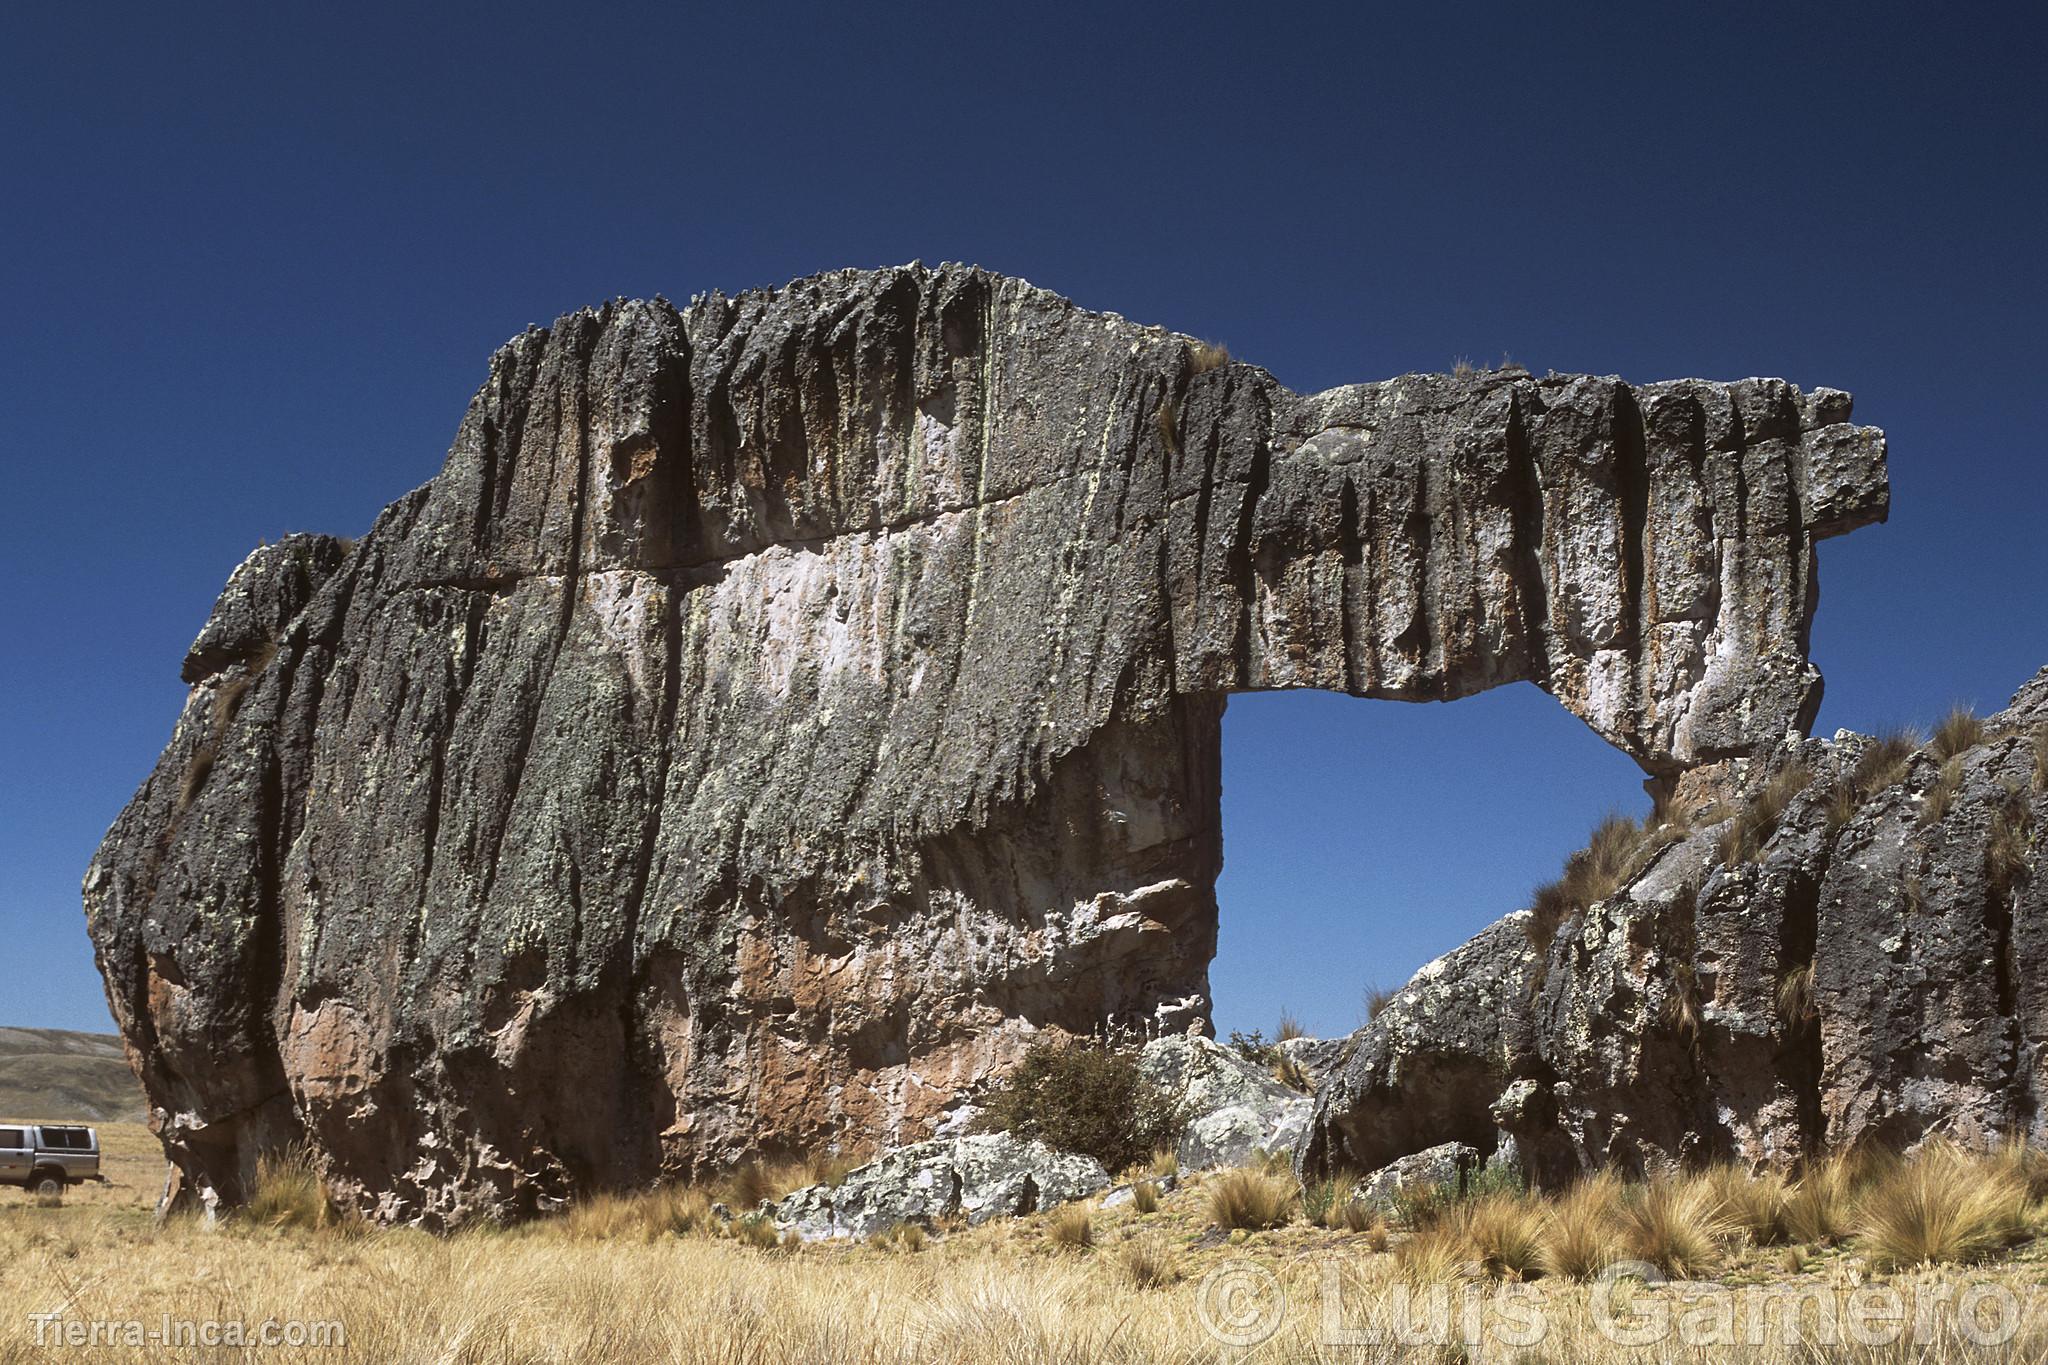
[978,1037,1183,1176]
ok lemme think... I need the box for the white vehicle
[0,1123,102,1200]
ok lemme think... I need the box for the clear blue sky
[3,4,2042,1040]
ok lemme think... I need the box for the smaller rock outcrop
[1304,665,2048,1185]
[1139,1034,1311,1170]
[773,1133,1109,1240]
[1355,1142,1483,1213]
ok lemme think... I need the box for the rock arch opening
[1211,684,1657,1044]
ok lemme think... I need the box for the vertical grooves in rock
[1613,386,1651,742]
[1503,391,1553,674]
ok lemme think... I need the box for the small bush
[1920,754,1966,826]
[1226,1029,1275,1065]
[1117,1236,1184,1288]
[1046,1203,1093,1251]
[978,1038,1184,1176]
[1392,1179,1456,1231]
[1206,1168,1297,1230]
[1855,1142,2028,1270]
[1131,1180,1161,1215]
[1932,707,1986,761]
[1720,764,1813,865]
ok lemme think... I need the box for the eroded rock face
[1138,1033,1311,1170]
[1306,669,2046,1184]
[84,264,1886,1221]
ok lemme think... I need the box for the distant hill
[0,1027,147,1123]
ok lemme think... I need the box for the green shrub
[978,1037,1184,1175]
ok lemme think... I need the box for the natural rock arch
[85,265,1886,1221]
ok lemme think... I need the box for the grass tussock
[1525,809,1686,956]
[1855,1141,2029,1270]
[1661,961,1703,1045]
[1045,1203,1093,1251]
[1776,961,1817,1027]
[716,1153,854,1211]
[1154,399,1181,457]
[1116,1236,1183,1288]
[1185,340,1230,374]
[1782,1149,1873,1245]
[871,1221,926,1254]
[243,1145,336,1231]
[1130,1180,1161,1215]
[1989,784,2035,901]
[1932,706,1987,761]
[1364,982,1398,1019]
[1920,754,1966,826]
[1539,1173,1626,1280]
[564,1184,713,1242]
[1827,728,1919,831]
[1719,763,1814,865]
[2034,724,2048,790]
[1205,1168,1297,1231]
[1617,1174,1733,1277]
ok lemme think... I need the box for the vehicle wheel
[30,1173,63,1207]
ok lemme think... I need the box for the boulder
[1140,1033,1311,1169]
[773,1133,1109,1240]
[1356,1142,1483,1211]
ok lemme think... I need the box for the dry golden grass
[1921,753,1967,826]
[1044,1202,1093,1251]
[1113,1235,1182,1288]
[1129,1179,1161,1215]
[1777,961,1818,1026]
[1185,339,1230,373]
[1855,1141,2029,1271]
[1932,706,1987,761]
[1617,1174,1734,1277]
[1989,785,2034,900]
[1828,729,1919,831]
[17,1132,2048,1363]
[1205,1167,1296,1230]
[1539,1172,1626,1280]
[1720,763,1814,865]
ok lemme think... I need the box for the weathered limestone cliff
[84,264,1887,1221]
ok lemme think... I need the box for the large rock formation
[84,264,1887,1222]
[1305,671,2046,1184]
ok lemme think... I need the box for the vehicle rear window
[0,1128,24,1147]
